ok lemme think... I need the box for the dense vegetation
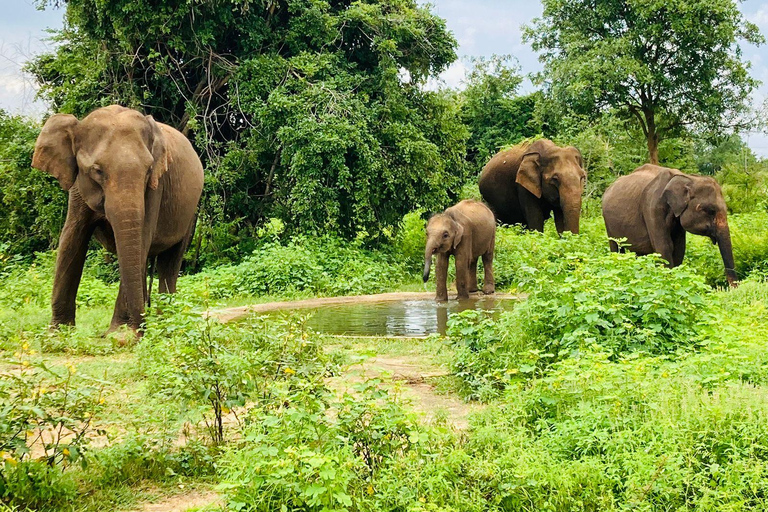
[3,0,768,510]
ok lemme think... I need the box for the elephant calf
[602,164,737,286]
[423,200,496,301]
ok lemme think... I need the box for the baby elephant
[423,200,496,301]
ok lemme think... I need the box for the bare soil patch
[330,355,482,430]
[136,489,222,512]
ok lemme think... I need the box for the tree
[458,55,541,173]
[31,0,466,261]
[524,0,764,165]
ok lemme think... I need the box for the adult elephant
[478,139,586,234]
[32,105,204,333]
[602,164,737,287]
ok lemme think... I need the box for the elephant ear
[663,175,692,217]
[32,114,79,191]
[452,220,465,249]
[516,152,542,198]
[145,115,170,190]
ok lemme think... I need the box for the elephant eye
[92,166,103,177]
[443,231,449,238]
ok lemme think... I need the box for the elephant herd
[424,139,737,301]
[30,105,736,334]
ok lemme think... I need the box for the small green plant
[0,343,105,508]
[140,297,331,445]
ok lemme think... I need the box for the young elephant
[602,164,737,286]
[423,200,496,301]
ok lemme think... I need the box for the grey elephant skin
[602,164,737,287]
[423,200,496,301]
[479,138,586,234]
[32,105,205,333]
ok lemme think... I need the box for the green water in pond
[268,297,517,337]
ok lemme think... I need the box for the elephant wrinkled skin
[32,105,204,333]
[602,164,737,287]
[423,200,496,301]
[479,138,586,234]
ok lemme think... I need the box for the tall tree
[524,0,763,164]
[458,55,541,173]
[30,0,466,259]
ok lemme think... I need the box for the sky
[2,0,768,152]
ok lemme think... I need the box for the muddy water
[274,296,516,337]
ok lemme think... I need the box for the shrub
[139,299,332,445]
[449,248,712,399]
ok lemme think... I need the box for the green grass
[3,216,768,511]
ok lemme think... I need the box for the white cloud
[424,60,468,91]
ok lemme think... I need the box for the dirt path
[135,489,221,512]
[210,291,522,323]
[331,355,483,430]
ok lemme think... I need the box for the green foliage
[526,0,764,161]
[220,380,426,512]
[139,300,331,445]
[450,235,712,399]
[0,111,65,256]
[32,0,466,250]
[0,344,104,508]
[458,56,541,173]
[182,236,412,301]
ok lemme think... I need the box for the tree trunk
[646,109,660,165]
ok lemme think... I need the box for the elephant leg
[482,241,495,295]
[554,207,565,234]
[454,252,470,300]
[671,227,687,267]
[156,240,187,294]
[109,283,131,331]
[519,190,547,232]
[609,239,620,253]
[435,253,449,302]
[468,257,479,293]
[51,193,95,327]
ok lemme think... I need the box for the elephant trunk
[561,197,582,235]
[423,242,437,283]
[108,197,146,330]
[716,222,738,287]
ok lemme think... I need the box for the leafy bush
[182,236,413,301]
[220,380,427,512]
[0,344,104,508]
[449,247,712,399]
[139,299,332,445]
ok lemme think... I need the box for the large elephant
[478,139,586,234]
[602,164,737,286]
[32,105,204,333]
[423,200,496,301]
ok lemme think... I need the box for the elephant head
[32,106,170,326]
[516,142,586,233]
[662,174,737,286]
[423,213,464,282]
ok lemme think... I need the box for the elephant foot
[483,286,495,295]
[456,293,470,301]
[435,294,448,302]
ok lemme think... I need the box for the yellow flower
[99,397,105,404]
[366,485,375,495]
[21,360,30,368]
[21,342,29,351]
[419,497,426,503]
[66,363,77,375]
[3,455,17,466]
[62,448,70,457]
[283,367,296,375]
[662,372,669,378]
